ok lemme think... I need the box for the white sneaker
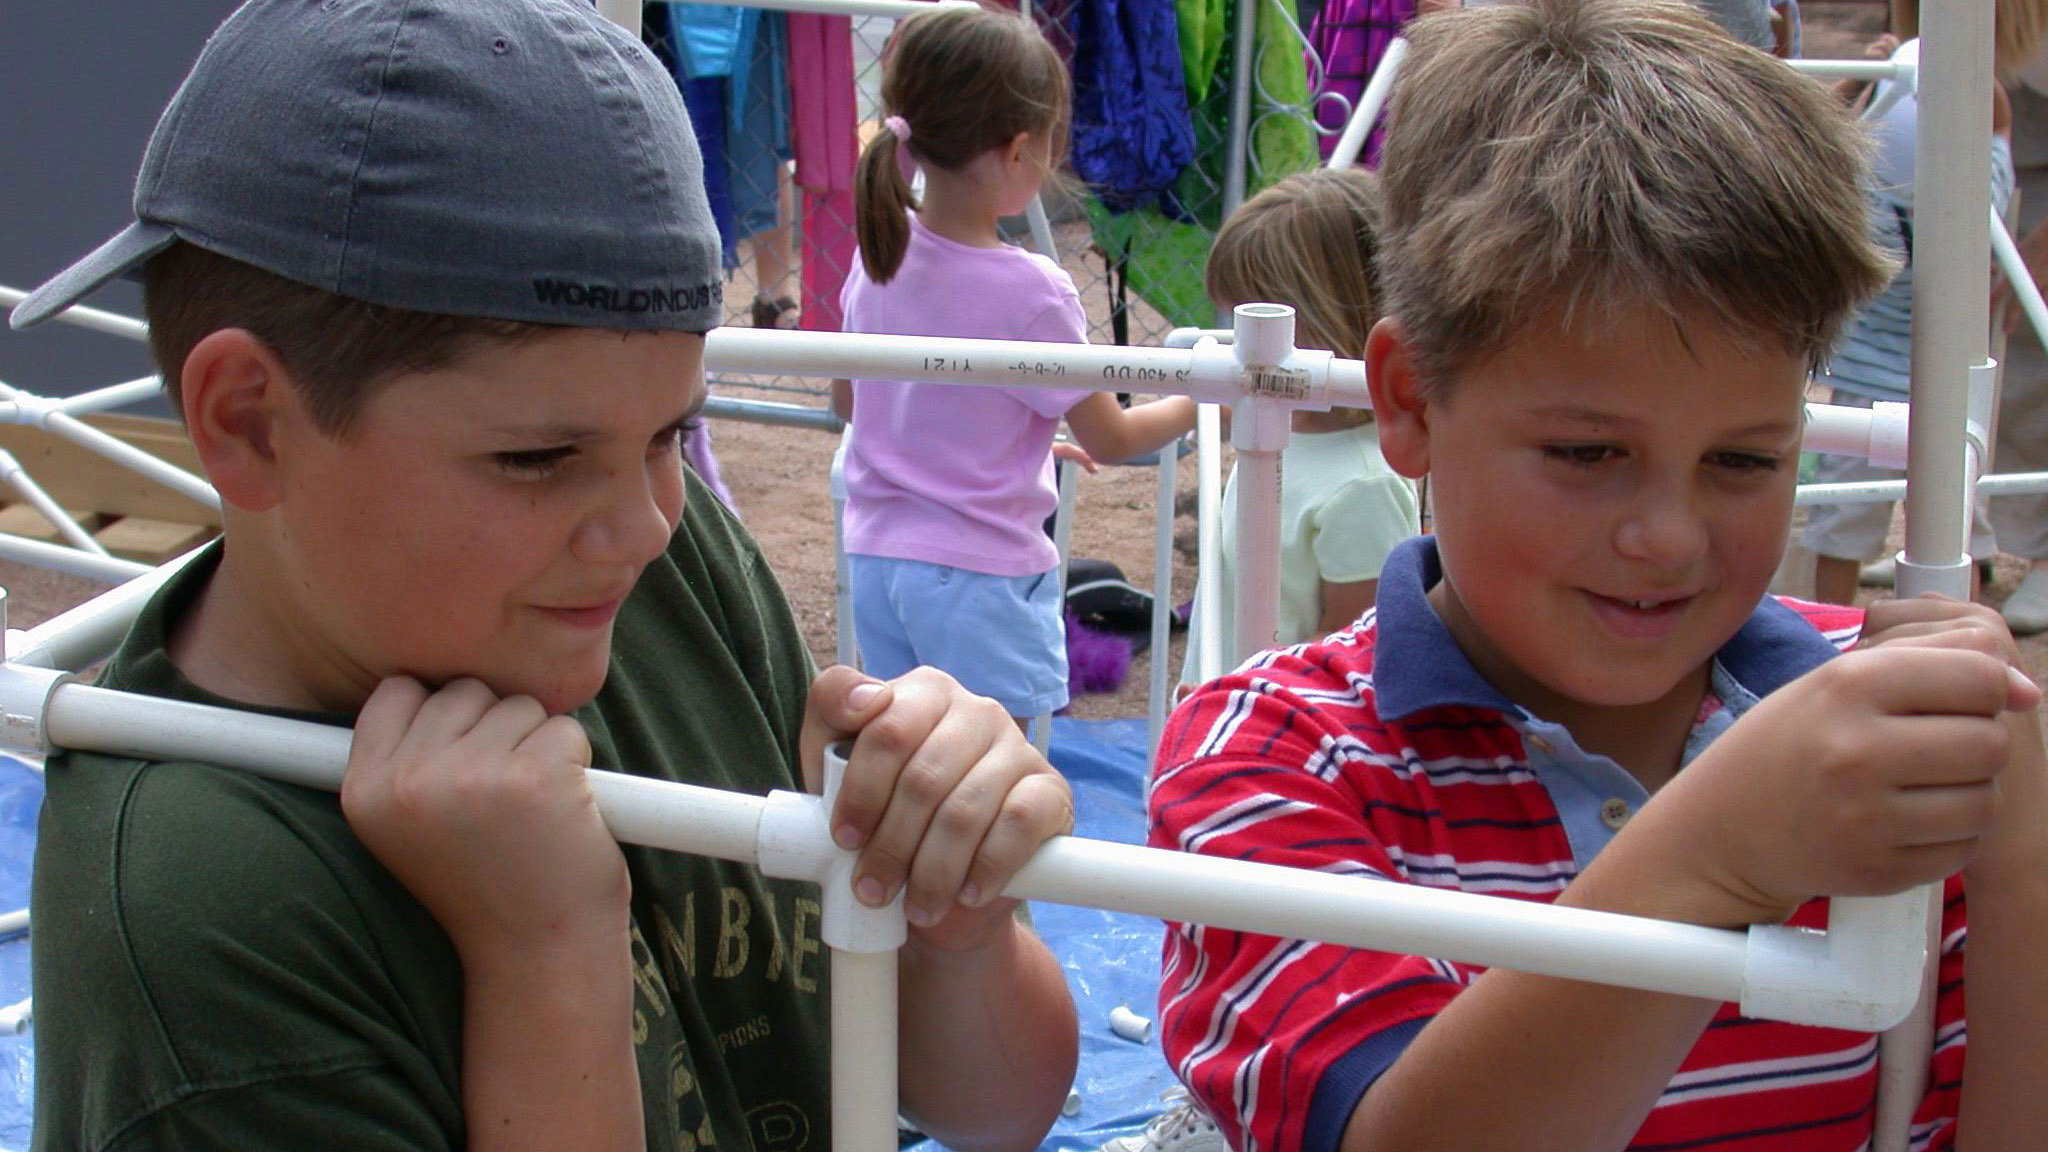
[2003,567,2048,635]
[1859,557,1896,588]
[1099,1090,1229,1152]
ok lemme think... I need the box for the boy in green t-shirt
[8,3,1078,1150]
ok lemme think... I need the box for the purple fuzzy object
[1065,610,1133,695]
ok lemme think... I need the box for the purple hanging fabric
[788,12,859,333]
[1309,0,1413,166]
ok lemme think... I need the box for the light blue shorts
[848,554,1069,718]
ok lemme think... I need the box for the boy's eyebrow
[1525,405,1799,441]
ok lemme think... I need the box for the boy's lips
[1583,589,1694,640]
[534,597,627,629]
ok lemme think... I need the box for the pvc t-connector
[0,658,73,757]
[754,741,907,953]
[1739,889,1931,1032]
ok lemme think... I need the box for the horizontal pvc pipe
[4,672,1925,1031]
[0,909,26,938]
[55,376,164,416]
[1785,59,1908,82]
[0,286,148,342]
[1796,470,2048,506]
[709,0,974,17]
[9,548,198,671]
[0,533,150,587]
[709,328,1247,402]
[0,450,108,555]
[701,395,843,434]
[1328,36,1408,170]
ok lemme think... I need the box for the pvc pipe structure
[1147,437,1176,771]
[54,375,164,416]
[1227,304,1295,663]
[1871,6,1994,1145]
[0,671,1930,1034]
[6,546,201,672]
[700,0,973,17]
[705,326,1372,413]
[1037,460,1080,754]
[0,909,26,939]
[1784,58,1911,83]
[1796,470,2048,506]
[0,287,148,343]
[1990,203,2048,354]
[830,438,859,669]
[1326,36,1408,170]
[0,533,148,587]
[0,449,107,556]
[0,381,217,511]
[1193,403,1224,683]
[701,395,842,434]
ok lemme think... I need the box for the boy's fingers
[798,664,893,795]
[1875,714,2014,786]
[514,713,596,768]
[391,677,499,760]
[852,702,1001,909]
[463,694,552,752]
[1893,782,2003,848]
[896,742,1049,923]
[958,771,1073,909]
[350,677,431,768]
[1839,647,2019,719]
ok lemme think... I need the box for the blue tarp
[0,720,1169,1152]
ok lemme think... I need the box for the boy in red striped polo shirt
[1150,1,2048,1149]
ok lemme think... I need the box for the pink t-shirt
[839,214,1091,576]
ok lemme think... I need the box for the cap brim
[9,221,177,331]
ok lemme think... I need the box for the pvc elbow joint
[1739,890,1931,1032]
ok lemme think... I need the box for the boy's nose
[575,466,682,568]
[1613,493,1708,568]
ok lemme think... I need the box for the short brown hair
[1377,0,1893,397]
[854,5,1070,284]
[143,243,559,435]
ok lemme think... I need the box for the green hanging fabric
[1176,0,1227,104]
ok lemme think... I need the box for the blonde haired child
[1180,168,1420,686]
[832,5,1196,722]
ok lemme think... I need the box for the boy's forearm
[462,932,646,1152]
[1955,713,2048,1150]
[896,917,1078,1152]
[1342,851,1722,1152]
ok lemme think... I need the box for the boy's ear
[1365,316,1432,479]
[180,328,291,513]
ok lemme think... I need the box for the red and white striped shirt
[1150,537,1966,1152]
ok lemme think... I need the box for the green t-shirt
[31,478,830,1152]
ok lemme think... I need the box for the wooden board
[0,413,218,527]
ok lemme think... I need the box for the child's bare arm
[800,665,1078,1152]
[1063,392,1196,465]
[1343,644,2033,1152]
[1316,578,1376,634]
[1858,598,2048,1149]
[343,678,644,1152]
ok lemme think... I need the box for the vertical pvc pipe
[1228,305,1294,664]
[1220,0,1259,219]
[1194,403,1225,681]
[831,437,859,669]
[1025,195,1059,262]
[831,950,899,1152]
[1147,443,1177,773]
[1875,5,1992,1149]
[1037,458,1081,753]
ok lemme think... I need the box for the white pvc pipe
[1036,459,1080,753]
[1785,59,1909,82]
[0,286,148,343]
[0,909,27,938]
[831,950,899,1152]
[1193,403,1224,682]
[3,673,1925,1031]
[0,449,108,556]
[7,550,193,671]
[1024,195,1059,263]
[54,376,164,416]
[1227,306,1296,664]
[1870,5,1993,1146]
[1796,470,2048,505]
[1147,441,1176,772]
[0,533,148,587]
[39,409,219,512]
[706,0,973,17]
[701,395,842,434]
[830,438,859,669]
[1327,36,1408,170]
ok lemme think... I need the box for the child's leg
[847,554,920,679]
[1813,553,1863,606]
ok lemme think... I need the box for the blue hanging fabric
[1068,0,1196,213]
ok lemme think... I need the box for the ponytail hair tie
[884,115,917,184]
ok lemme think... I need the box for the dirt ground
[2,2,2041,723]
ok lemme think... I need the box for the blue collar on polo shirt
[1367,535,1851,870]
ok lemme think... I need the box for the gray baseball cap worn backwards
[10,0,723,333]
